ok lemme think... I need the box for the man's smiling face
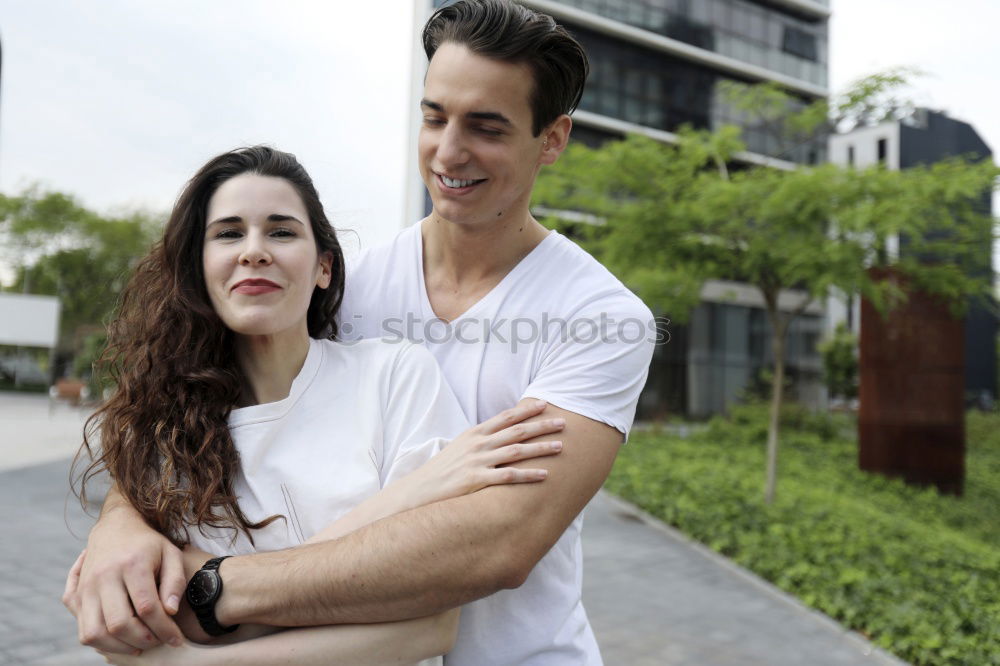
[419,42,548,227]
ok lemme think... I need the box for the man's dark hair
[422,0,589,136]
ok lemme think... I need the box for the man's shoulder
[347,223,420,279]
[523,232,653,320]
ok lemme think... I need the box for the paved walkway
[0,392,907,665]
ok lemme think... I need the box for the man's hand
[65,493,188,654]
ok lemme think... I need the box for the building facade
[829,109,998,405]
[526,0,831,418]
[421,0,832,417]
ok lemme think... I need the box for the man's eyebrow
[467,111,512,126]
[420,99,513,127]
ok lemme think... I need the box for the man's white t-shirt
[340,224,655,666]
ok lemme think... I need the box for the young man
[69,1,654,663]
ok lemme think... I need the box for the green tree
[0,186,161,358]
[533,74,998,504]
[818,323,858,401]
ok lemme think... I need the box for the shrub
[607,406,1000,665]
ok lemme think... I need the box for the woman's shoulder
[319,337,431,371]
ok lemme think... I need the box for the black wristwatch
[185,556,239,636]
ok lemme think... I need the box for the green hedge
[607,405,1000,666]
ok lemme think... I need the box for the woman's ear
[316,251,334,289]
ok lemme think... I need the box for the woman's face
[202,173,332,339]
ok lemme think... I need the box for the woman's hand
[169,546,217,645]
[398,399,565,509]
[98,640,214,666]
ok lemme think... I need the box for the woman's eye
[215,229,242,239]
[271,228,296,238]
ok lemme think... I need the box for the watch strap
[189,556,239,636]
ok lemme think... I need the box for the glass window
[712,0,730,31]
[782,25,818,62]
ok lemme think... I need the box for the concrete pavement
[0,391,907,665]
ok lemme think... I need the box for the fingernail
[534,399,547,409]
[553,418,566,426]
[169,637,183,647]
[166,595,180,613]
[538,470,549,478]
[551,441,563,451]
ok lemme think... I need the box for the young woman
[68,146,564,665]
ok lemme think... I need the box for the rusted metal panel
[858,270,965,495]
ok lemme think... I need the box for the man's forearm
[216,403,619,629]
[217,490,524,627]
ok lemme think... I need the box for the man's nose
[436,124,470,167]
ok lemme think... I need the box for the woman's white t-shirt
[186,337,469,557]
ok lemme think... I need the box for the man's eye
[477,127,503,137]
[423,117,445,126]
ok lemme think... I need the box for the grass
[606,404,1000,666]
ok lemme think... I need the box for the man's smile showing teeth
[439,174,485,189]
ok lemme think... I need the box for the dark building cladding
[898,110,997,403]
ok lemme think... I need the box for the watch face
[186,570,220,608]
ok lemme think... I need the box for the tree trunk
[764,306,787,505]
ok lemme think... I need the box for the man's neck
[420,209,550,321]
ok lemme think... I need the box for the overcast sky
[0,0,418,263]
[1,0,998,284]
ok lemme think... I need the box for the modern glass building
[423,0,832,417]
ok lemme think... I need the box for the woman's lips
[232,279,281,295]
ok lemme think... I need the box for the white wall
[0,294,61,348]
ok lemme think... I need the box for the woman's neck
[235,330,311,406]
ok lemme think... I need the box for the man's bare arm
[215,399,621,627]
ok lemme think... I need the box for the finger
[97,579,159,651]
[490,417,566,447]
[481,466,549,487]
[492,440,563,466]
[123,564,182,648]
[79,592,142,654]
[158,544,187,617]
[63,550,87,615]
[477,400,548,435]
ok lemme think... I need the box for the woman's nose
[238,235,271,265]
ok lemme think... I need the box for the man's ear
[316,251,334,289]
[539,114,573,166]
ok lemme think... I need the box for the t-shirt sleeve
[378,341,471,487]
[522,298,655,441]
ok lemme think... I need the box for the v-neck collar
[415,224,558,324]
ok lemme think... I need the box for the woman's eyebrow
[267,214,305,225]
[206,215,242,227]
[206,214,304,227]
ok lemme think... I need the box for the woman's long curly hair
[74,146,345,546]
